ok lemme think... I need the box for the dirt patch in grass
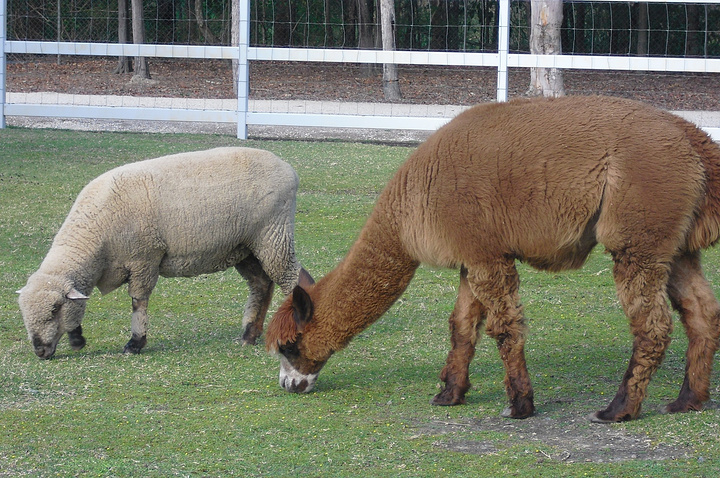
[416,408,705,463]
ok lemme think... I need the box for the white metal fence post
[0,0,7,129]
[236,0,250,139]
[496,0,510,102]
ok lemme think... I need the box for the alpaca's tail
[683,119,720,251]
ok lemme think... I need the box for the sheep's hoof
[69,335,86,350]
[67,326,86,350]
[241,326,260,346]
[123,335,147,354]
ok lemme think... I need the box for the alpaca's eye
[278,342,300,358]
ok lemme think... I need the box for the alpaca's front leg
[468,261,535,419]
[433,267,486,406]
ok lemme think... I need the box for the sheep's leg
[664,251,720,414]
[123,270,158,354]
[433,266,487,406]
[591,255,673,423]
[123,298,149,354]
[67,325,86,350]
[236,255,275,346]
[467,260,535,419]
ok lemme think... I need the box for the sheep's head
[266,285,330,393]
[17,273,89,359]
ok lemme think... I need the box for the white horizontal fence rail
[1,0,719,139]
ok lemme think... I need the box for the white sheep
[18,146,313,359]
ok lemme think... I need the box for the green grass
[1,127,720,476]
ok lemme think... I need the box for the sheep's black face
[276,340,327,393]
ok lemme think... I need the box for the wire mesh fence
[3,1,720,139]
[6,1,720,57]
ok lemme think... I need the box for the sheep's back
[71,147,298,278]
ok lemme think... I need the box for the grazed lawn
[1,127,719,477]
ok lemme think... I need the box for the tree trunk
[274,1,291,46]
[343,0,357,47]
[192,0,220,44]
[685,4,701,57]
[528,0,564,97]
[380,0,401,100]
[131,0,150,80]
[357,0,377,76]
[115,0,133,74]
[636,3,648,56]
[430,0,460,50]
[324,0,333,46]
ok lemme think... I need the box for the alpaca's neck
[309,208,419,352]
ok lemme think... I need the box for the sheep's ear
[291,285,314,333]
[16,288,23,294]
[67,288,89,300]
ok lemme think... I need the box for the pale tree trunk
[131,0,150,80]
[232,0,239,96]
[115,0,133,74]
[528,0,564,97]
[380,0,401,100]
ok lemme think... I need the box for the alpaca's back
[383,96,720,271]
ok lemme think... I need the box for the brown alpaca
[266,96,720,422]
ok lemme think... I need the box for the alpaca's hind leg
[236,255,275,345]
[665,251,720,413]
[467,260,535,419]
[433,266,487,406]
[591,255,673,423]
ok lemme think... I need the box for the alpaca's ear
[298,267,315,288]
[292,285,314,333]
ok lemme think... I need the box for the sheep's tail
[684,120,720,251]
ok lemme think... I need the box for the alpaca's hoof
[589,409,633,423]
[501,405,534,419]
[660,399,703,415]
[588,411,616,423]
[431,389,466,406]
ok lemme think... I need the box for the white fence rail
[1,0,719,139]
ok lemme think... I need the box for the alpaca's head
[266,284,333,393]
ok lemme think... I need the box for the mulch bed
[5,55,720,111]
